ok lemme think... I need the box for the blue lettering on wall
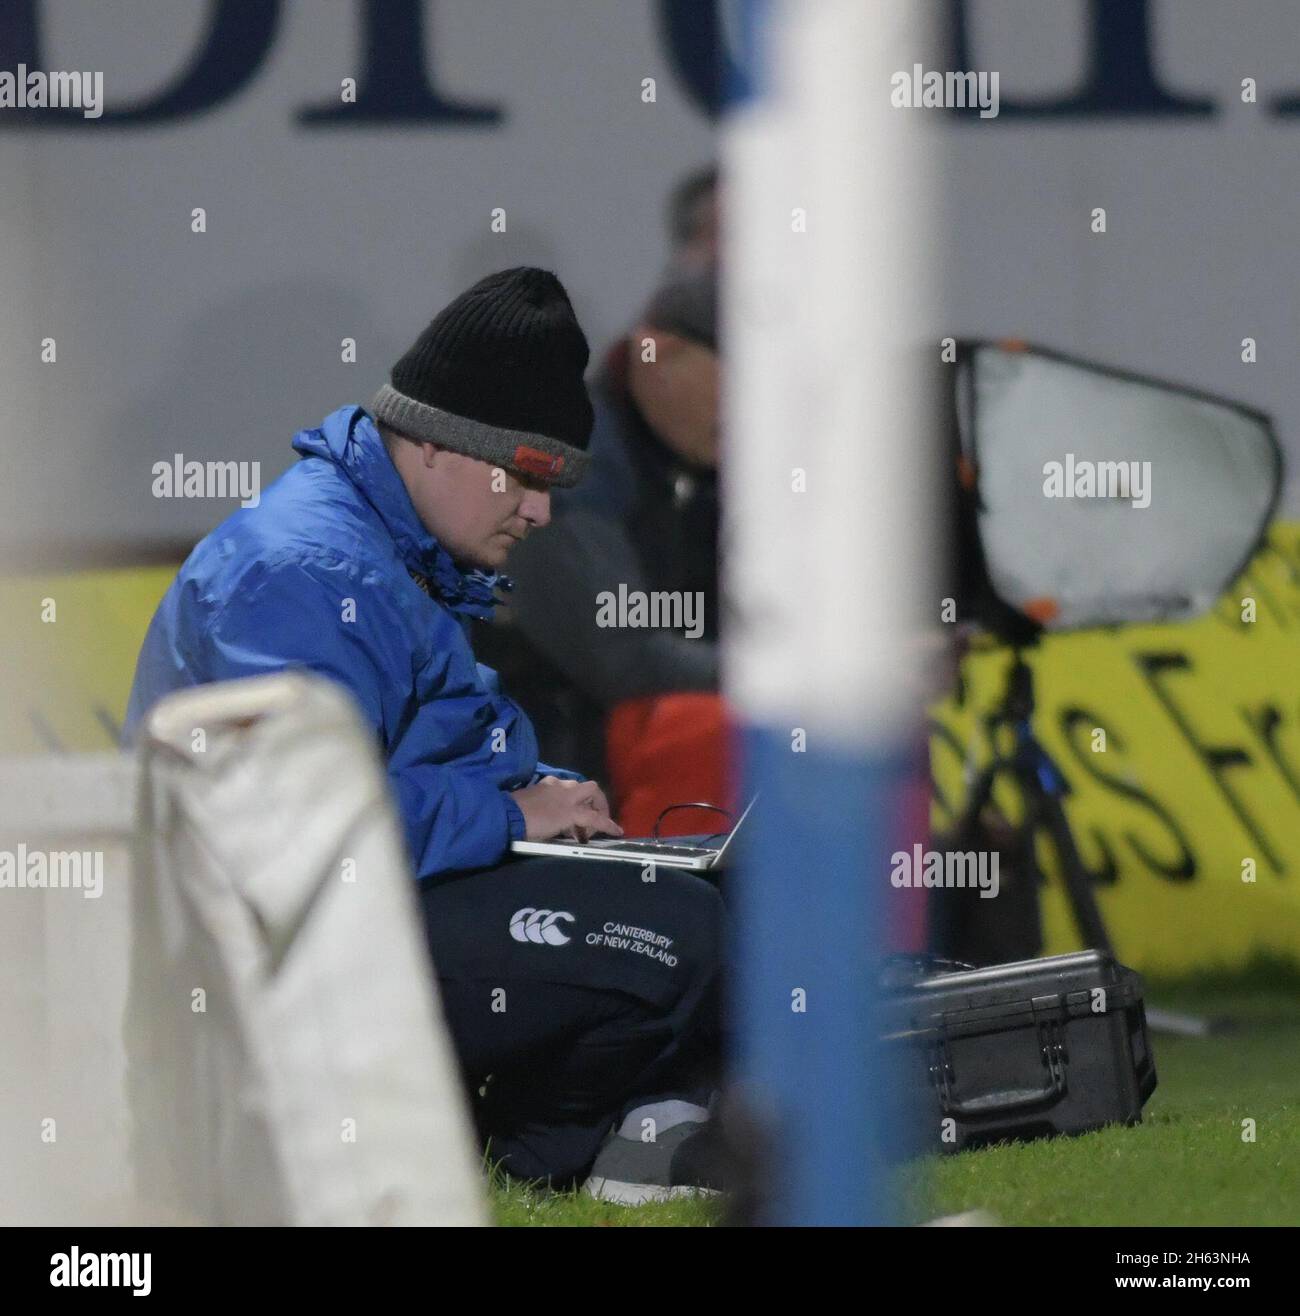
[0,0,500,129]
[948,0,1215,119]
[298,0,501,127]
[0,0,282,125]
[6,0,1300,130]
[657,0,747,120]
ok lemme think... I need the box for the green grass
[489,1173,721,1227]
[491,961,1300,1226]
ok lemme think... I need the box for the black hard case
[881,950,1157,1154]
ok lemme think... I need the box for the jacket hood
[291,405,502,619]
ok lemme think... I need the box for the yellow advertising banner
[931,524,1300,972]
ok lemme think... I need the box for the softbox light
[951,342,1283,634]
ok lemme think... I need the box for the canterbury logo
[509,907,575,946]
[513,445,565,480]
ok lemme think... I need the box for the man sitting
[124,267,724,1201]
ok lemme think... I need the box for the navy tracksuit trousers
[419,855,725,1186]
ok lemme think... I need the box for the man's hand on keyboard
[511,775,624,843]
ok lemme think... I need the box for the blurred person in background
[123,267,725,1200]
[667,162,721,263]
[501,166,730,833]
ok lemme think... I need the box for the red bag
[605,693,736,838]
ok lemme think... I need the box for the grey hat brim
[369,382,589,488]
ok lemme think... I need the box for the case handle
[941,1074,1064,1116]
[931,1021,1067,1116]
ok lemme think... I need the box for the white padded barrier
[0,672,487,1225]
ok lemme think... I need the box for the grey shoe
[584,1118,724,1205]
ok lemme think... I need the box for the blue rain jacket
[124,405,581,879]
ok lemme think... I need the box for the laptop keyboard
[585,840,716,858]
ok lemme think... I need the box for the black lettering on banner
[1241,702,1300,814]
[1137,651,1286,876]
[1060,708,1196,883]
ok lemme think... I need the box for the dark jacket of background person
[483,339,720,780]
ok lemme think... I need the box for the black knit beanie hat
[370,267,594,487]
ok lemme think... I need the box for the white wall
[2,0,1297,557]
[0,0,717,551]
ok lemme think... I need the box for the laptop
[511,797,756,871]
